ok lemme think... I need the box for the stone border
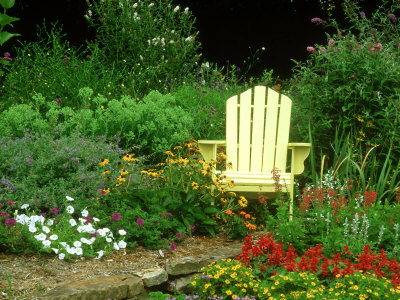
[33,243,243,300]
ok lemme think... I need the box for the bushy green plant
[0,23,128,111]
[85,0,201,98]
[287,0,400,166]
[0,129,127,212]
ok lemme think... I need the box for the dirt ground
[0,233,245,299]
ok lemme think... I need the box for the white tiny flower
[93,217,99,222]
[106,237,112,243]
[185,36,193,42]
[52,248,59,254]
[114,242,120,250]
[49,234,58,240]
[81,209,89,217]
[21,204,29,209]
[46,219,54,226]
[75,248,83,256]
[66,205,74,214]
[173,5,179,12]
[171,30,175,34]
[42,226,50,233]
[118,229,127,236]
[66,196,74,201]
[184,7,189,14]
[118,240,127,249]
[147,40,151,45]
[73,241,82,248]
[133,3,138,8]
[42,240,51,248]
[67,247,76,255]
[59,253,65,260]
[35,233,47,241]
[140,55,144,61]
[161,37,165,46]
[69,219,77,227]
[148,2,154,7]
[97,250,104,259]
[88,9,92,16]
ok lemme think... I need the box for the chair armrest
[197,140,226,163]
[288,143,311,175]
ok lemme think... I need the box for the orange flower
[240,211,246,215]
[219,74,223,78]
[225,210,233,215]
[274,84,281,90]
[245,214,251,219]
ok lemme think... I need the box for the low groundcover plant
[1,196,127,259]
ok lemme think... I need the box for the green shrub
[0,130,127,212]
[85,0,201,98]
[287,0,400,164]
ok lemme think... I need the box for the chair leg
[289,179,294,222]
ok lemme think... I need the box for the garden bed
[0,233,241,299]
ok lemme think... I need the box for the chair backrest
[226,86,292,173]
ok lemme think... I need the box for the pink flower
[320,46,327,51]
[112,213,121,221]
[0,211,9,217]
[136,218,144,226]
[328,39,335,45]
[176,232,182,239]
[169,243,177,251]
[388,13,398,24]
[85,216,93,224]
[7,200,15,206]
[311,17,325,24]
[190,225,196,231]
[41,213,46,217]
[161,213,166,218]
[307,46,315,53]
[167,212,173,217]
[360,12,366,18]
[4,218,16,226]
[50,208,59,215]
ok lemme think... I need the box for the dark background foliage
[5,0,383,79]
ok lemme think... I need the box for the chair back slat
[262,88,279,173]
[238,89,252,171]
[275,94,292,171]
[250,86,267,172]
[226,95,238,171]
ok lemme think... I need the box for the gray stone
[165,243,242,275]
[35,275,144,300]
[142,268,168,287]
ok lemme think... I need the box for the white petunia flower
[106,237,112,243]
[52,248,59,254]
[114,242,120,250]
[75,248,83,256]
[67,247,76,255]
[118,240,127,249]
[35,233,47,241]
[80,237,89,244]
[73,241,82,248]
[173,5,179,12]
[93,217,99,222]
[118,229,127,236]
[42,226,50,233]
[97,229,106,236]
[42,240,51,248]
[49,234,58,240]
[46,219,54,226]
[81,209,89,217]
[66,206,74,214]
[59,253,65,260]
[66,196,74,201]
[103,228,110,233]
[60,242,67,248]
[21,204,29,209]
[16,214,29,225]
[69,219,77,226]
[90,237,96,244]
[97,250,104,259]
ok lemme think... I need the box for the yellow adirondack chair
[197,86,311,217]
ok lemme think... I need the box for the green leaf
[204,206,220,215]
[0,31,20,46]
[0,13,19,27]
[0,0,15,9]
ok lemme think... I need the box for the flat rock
[141,268,168,287]
[35,275,144,300]
[165,243,243,276]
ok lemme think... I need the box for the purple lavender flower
[63,55,70,60]
[311,17,326,24]
[55,98,62,105]
[388,13,398,23]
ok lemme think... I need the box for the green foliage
[85,0,201,98]
[0,130,127,212]
[0,23,128,111]
[287,0,400,169]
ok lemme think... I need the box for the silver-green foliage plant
[85,0,201,96]
[288,0,400,163]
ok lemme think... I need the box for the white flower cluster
[15,196,127,260]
